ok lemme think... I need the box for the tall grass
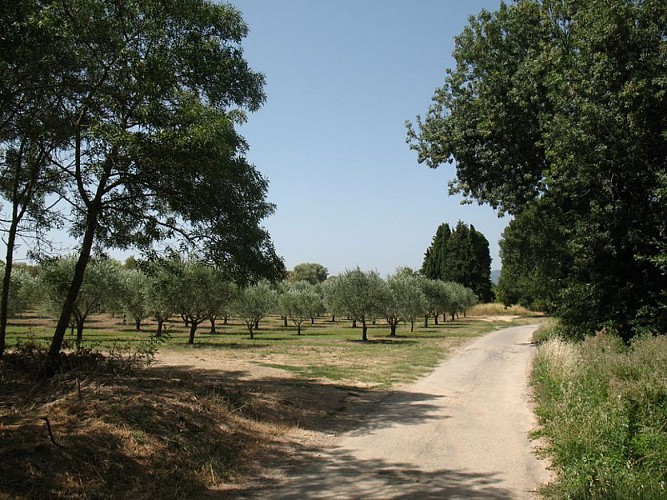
[468,302,533,316]
[532,332,667,498]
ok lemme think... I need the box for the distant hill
[491,269,501,285]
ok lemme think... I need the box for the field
[1,306,538,498]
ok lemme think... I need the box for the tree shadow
[220,444,512,499]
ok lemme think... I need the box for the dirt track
[243,324,551,499]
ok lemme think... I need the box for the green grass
[4,313,536,388]
[532,330,667,498]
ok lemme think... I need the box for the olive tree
[38,256,123,349]
[330,268,386,342]
[234,281,277,339]
[279,281,321,335]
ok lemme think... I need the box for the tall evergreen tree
[421,221,492,301]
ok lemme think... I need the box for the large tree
[408,0,666,338]
[27,0,284,368]
[422,221,492,302]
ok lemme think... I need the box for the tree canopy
[408,0,666,338]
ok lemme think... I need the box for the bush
[532,334,667,498]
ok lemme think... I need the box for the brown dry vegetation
[1,311,538,499]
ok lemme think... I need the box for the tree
[119,269,149,331]
[279,281,321,335]
[142,257,178,337]
[408,0,666,338]
[31,0,284,369]
[0,263,36,319]
[234,281,277,339]
[0,0,70,357]
[205,276,237,334]
[384,272,427,336]
[496,203,568,311]
[421,222,493,302]
[290,263,328,285]
[331,268,386,341]
[169,257,219,345]
[39,256,123,349]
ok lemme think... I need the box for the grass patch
[532,332,667,498]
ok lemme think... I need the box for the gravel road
[251,324,551,499]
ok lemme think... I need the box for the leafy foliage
[409,0,667,338]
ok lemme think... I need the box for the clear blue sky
[230,0,507,276]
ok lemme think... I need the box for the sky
[229,0,507,276]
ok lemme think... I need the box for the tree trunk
[411,320,414,333]
[311,317,314,325]
[283,316,288,327]
[361,319,368,342]
[434,314,439,325]
[0,217,19,357]
[156,319,164,337]
[254,319,259,330]
[389,321,397,337]
[76,321,85,350]
[135,318,141,331]
[223,314,228,325]
[209,318,217,334]
[247,323,254,339]
[424,315,429,328]
[352,319,357,328]
[297,322,301,335]
[46,206,99,373]
[188,321,198,344]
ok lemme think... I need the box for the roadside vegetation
[531,321,667,498]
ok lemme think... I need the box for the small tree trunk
[135,318,141,331]
[424,315,429,328]
[361,319,368,342]
[188,321,198,344]
[434,314,439,325]
[254,319,259,330]
[311,317,314,325]
[297,322,301,335]
[389,321,397,338]
[223,314,228,325]
[352,319,357,328]
[156,319,164,337]
[209,318,217,334]
[247,323,254,339]
[75,320,85,350]
[411,320,414,333]
[283,316,288,327]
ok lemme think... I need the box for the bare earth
[157,323,551,498]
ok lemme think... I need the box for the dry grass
[468,302,535,317]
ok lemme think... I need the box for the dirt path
[240,324,551,499]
